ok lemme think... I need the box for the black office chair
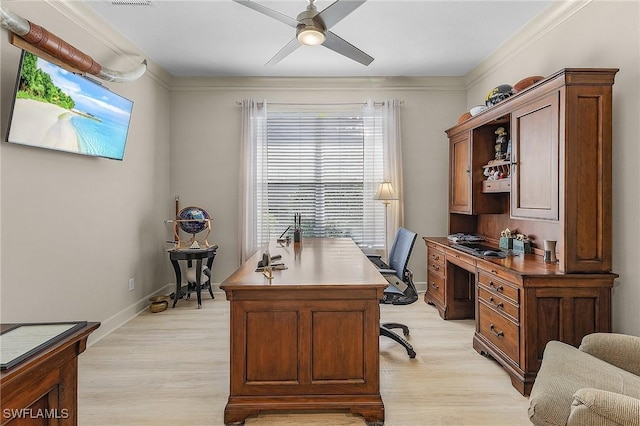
[367,227,418,358]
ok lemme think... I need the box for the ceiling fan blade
[232,0,299,28]
[265,38,301,66]
[318,0,367,29]
[323,31,373,66]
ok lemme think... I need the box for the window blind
[266,110,385,247]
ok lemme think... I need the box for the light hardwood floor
[78,291,531,425]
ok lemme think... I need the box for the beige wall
[464,0,640,335]
[0,0,173,342]
[169,78,464,286]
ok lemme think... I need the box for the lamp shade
[375,181,398,201]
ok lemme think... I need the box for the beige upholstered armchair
[528,333,640,426]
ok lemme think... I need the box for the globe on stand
[173,206,211,250]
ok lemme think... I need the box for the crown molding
[169,76,466,92]
[465,0,592,88]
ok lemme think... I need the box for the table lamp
[375,181,398,260]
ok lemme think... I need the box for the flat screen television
[5,51,134,160]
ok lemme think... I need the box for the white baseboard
[86,284,174,347]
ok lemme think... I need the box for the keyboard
[447,233,486,243]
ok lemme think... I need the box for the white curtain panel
[238,99,268,263]
[363,99,404,255]
[383,99,405,240]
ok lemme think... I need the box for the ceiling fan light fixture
[297,26,326,45]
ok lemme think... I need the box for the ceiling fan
[233,0,374,66]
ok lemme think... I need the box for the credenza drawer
[478,286,519,322]
[477,271,519,304]
[478,303,520,365]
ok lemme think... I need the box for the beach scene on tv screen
[8,52,133,160]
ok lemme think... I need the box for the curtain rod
[235,101,400,107]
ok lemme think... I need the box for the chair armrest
[579,333,640,375]
[366,254,388,269]
[568,388,640,426]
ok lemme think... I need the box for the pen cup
[543,240,557,263]
[294,229,301,243]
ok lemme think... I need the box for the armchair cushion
[579,333,640,376]
[569,388,640,426]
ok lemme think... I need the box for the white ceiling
[84,0,553,78]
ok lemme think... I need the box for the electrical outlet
[128,278,135,291]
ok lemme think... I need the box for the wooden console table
[1,321,100,425]
[220,238,388,425]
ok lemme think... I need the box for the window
[265,110,384,247]
[239,99,403,262]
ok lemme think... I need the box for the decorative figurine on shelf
[494,127,509,160]
[173,206,212,250]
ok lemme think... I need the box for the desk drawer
[478,302,519,365]
[428,247,445,268]
[428,259,445,276]
[477,261,520,285]
[477,271,519,304]
[427,272,445,304]
[478,286,519,322]
[445,247,476,270]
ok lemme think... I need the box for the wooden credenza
[428,68,619,395]
[1,322,100,425]
[220,238,388,426]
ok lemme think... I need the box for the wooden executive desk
[220,238,388,425]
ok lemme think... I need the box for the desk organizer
[513,239,532,254]
[500,237,514,250]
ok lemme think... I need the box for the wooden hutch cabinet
[425,68,618,395]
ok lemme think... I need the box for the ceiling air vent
[111,0,152,5]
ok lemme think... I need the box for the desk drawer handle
[489,297,504,309]
[431,281,440,290]
[431,265,440,272]
[489,281,504,292]
[489,324,504,338]
[431,254,440,261]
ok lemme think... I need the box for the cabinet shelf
[482,160,511,168]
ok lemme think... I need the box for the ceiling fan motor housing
[296,3,326,45]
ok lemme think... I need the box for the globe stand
[173,219,211,250]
